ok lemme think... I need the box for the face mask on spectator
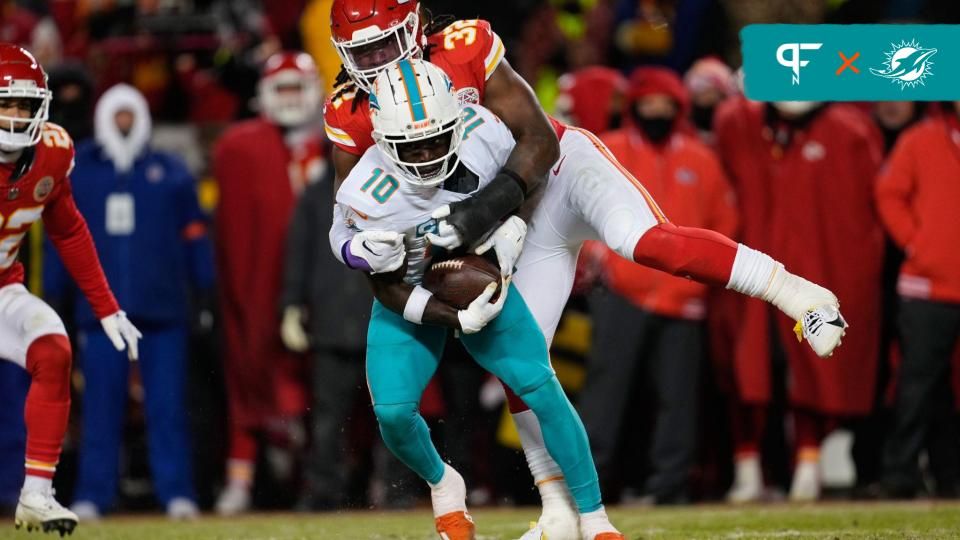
[636,114,675,143]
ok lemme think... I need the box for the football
[422,255,502,309]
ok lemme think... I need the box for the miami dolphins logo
[870,39,937,89]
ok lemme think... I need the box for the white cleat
[215,484,251,516]
[726,456,764,503]
[536,508,579,540]
[789,460,821,502]
[15,487,78,536]
[166,497,199,521]
[518,521,545,540]
[795,304,847,358]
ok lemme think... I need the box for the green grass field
[9,502,960,540]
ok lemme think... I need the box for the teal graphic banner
[741,24,959,101]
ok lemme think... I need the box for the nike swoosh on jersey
[552,155,567,175]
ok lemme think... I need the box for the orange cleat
[592,534,626,540]
[435,510,476,540]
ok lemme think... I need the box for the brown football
[422,255,502,310]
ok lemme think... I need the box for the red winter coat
[213,118,319,429]
[875,115,960,304]
[715,101,885,415]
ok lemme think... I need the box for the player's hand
[425,205,464,250]
[280,306,310,353]
[347,230,406,274]
[100,311,142,361]
[474,216,526,277]
[457,276,510,334]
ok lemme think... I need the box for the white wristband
[403,286,434,324]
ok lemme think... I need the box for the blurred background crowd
[2,0,960,519]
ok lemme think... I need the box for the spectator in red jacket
[876,102,960,498]
[715,100,884,501]
[577,67,737,504]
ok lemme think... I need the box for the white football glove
[100,310,142,361]
[425,205,464,250]
[280,306,309,353]
[349,230,406,274]
[474,216,527,277]
[457,277,510,334]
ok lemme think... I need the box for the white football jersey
[336,105,515,284]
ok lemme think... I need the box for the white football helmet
[370,58,463,187]
[258,52,322,128]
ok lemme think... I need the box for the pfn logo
[777,43,823,85]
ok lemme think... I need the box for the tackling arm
[437,60,558,247]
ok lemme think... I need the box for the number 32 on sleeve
[443,20,478,50]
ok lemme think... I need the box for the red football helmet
[258,51,322,127]
[330,0,422,91]
[0,43,51,150]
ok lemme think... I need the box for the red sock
[792,408,824,461]
[229,425,258,462]
[633,223,738,286]
[23,335,72,479]
[731,402,766,458]
[500,380,530,414]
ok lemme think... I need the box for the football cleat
[590,534,626,540]
[535,507,579,540]
[435,510,476,540]
[15,487,78,537]
[793,304,848,358]
[215,484,251,516]
[789,460,821,502]
[517,521,544,540]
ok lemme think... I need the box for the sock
[427,464,467,517]
[226,459,254,489]
[731,401,766,457]
[23,335,72,483]
[580,505,619,537]
[519,377,601,513]
[513,410,572,512]
[22,475,52,494]
[793,407,825,458]
[727,244,836,320]
[632,222,737,285]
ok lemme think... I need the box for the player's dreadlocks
[330,7,455,113]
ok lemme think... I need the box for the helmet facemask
[375,112,463,187]
[259,70,321,127]
[333,11,421,93]
[0,86,50,151]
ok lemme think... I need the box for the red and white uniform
[325,19,564,154]
[0,123,118,368]
[325,19,666,342]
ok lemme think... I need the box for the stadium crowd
[1,0,960,521]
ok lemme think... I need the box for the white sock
[428,464,467,518]
[727,244,835,320]
[22,475,52,493]
[513,410,564,481]
[580,506,619,538]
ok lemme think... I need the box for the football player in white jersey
[336,59,625,540]
[335,57,849,539]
